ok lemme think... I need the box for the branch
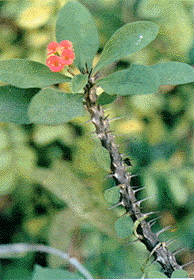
[83,77,182,278]
[0,243,93,280]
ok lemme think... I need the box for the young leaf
[104,186,120,204]
[97,64,160,96]
[150,62,194,85]
[143,270,168,278]
[0,85,40,124]
[93,21,159,74]
[97,91,117,105]
[56,0,99,73]
[72,74,88,93]
[115,215,133,238]
[28,88,84,125]
[0,59,71,88]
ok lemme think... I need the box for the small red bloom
[47,41,59,55]
[46,40,75,72]
[46,55,66,72]
[61,49,75,65]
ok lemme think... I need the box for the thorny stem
[83,77,182,278]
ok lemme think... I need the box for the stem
[83,77,182,278]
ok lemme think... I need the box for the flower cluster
[46,40,75,72]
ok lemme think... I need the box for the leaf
[94,21,159,74]
[97,91,117,105]
[97,64,160,96]
[115,215,133,238]
[32,265,81,280]
[93,146,111,172]
[56,0,99,73]
[171,269,189,278]
[71,74,88,93]
[143,270,168,279]
[150,62,194,85]
[104,186,120,204]
[0,85,40,124]
[0,59,71,88]
[28,88,84,125]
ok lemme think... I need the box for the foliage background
[0,0,194,278]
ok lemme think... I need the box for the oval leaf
[0,59,71,88]
[150,62,194,85]
[93,146,111,172]
[94,21,159,74]
[0,85,40,124]
[144,270,168,279]
[115,215,133,238]
[97,92,117,105]
[104,186,120,204]
[28,88,84,125]
[72,74,88,93]
[97,64,160,96]
[56,0,99,73]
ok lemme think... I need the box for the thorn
[173,247,186,256]
[143,211,160,217]
[124,239,139,246]
[108,202,122,210]
[166,236,177,247]
[84,130,97,136]
[102,174,113,181]
[109,116,124,122]
[133,186,147,193]
[136,194,156,205]
[148,216,161,227]
[181,259,194,268]
[104,114,110,120]
[80,119,92,125]
[156,225,172,237]
[130,174,140,178]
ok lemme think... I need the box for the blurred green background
[0,0,194,278]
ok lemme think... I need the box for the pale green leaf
[56,0,99,73]
[28,88,84,125]
[97,64,160,96]
[0,59,71,88]
[94,21,159,74]
[104,186,120,204]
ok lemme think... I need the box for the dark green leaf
[171,269,189,278]
[104,186,120,204]
[28,88,84,125]
[72,74,88,93]
[0,85,40,124]
[56,0,99,73]
[0,59,71,88]
[97,64,160,96]
[94,21,159,74]
[150,62,194,85]
[97,91,117,105]
[32,265,82,280]
[115,215,133,238]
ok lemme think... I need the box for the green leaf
[104,186,121,204]
[94,21,159,74]
[32,265,82,280]
[115,215,133,238]
[97,64,160,96]
[171,269,189,278]
[0,59,71,88]
[28,88,84,125]
[150,62,194,85]
[93,146,111,172]
[0,85,40,124]
[56,0,99,73]
[97,91,117,105]
[72,74,88,93]
[143,270,168,279]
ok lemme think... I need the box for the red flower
[46,40,75,72]
[61,49,75,65]
[46,55,66,72]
